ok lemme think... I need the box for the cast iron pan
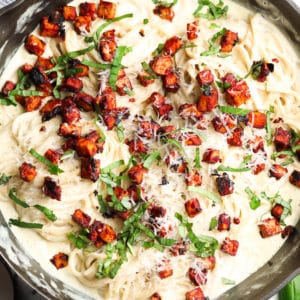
[0,1,299,299]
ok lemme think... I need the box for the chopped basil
[266,107,273,146]
[109,46,132,91]
[143,241,164,251]
[209,217,218,231]
[216,81,231,89]
[210,22,220,29]
[143,18,149,24]
[64,67,83,77]
[9,188,29,208]
[141,61,158,79]
[218,105,251,116]
[222,277,236,285]
[98,195,108,214]
[15,90,44,97]
[53,70,63,99]
[29,148,63,175]
[152,0,178,8]
[67,229,90,249]
[152,43,165,57]
[61,150,75,160]
[0,97,17,106]
[280,158,295,166]
[102,160,125,174]
[244,60,263,79]
[81,60,112,69]
[245,187,261,210]
[217,165,251,172]
[95,119,107,142]
[188,186,221,203]
[9,218,43,229]
[175,213,218,257]
[194,0,228,19]
[57,45,95,65]
[99,173,118,187]
[200,27,227,56]
[143,151,161,169]
[116,123,125,142]
[0,173,12,185]
[194,147,202,170]
[33,205,57,222]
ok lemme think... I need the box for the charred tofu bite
[216,173,234,196]
[19,162,37,182]
[50,252,69,269]
[153,5,174,22]
[258,218,282,238]
[42,176,62,201]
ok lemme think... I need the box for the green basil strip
[61,150,75,160]
[152,43,164,57]
[143,241,164,252]
[101,160,125,174]
[0,173,12,185]
[152,0,178,8]
[218,105,251,116]
[194,147,202,170]
[266,109,273,146]
[141,61,158,79]
[188,186,221,203]
[245,187,261,210]
[117,123,125,142]
[94,13,134,42]
[99,174,117,187]
[200,27,227,56]
[217,165,251,172]
[156,236,176,246]
[271,150,294,160]
[0,97,17,106]
[29,148,63,175]
[53,71,63,99]
[33,204,57,221]
[209,217,218,231]
[193,0,228,19]
[98,195,107,214]
[57,45,95,65]
[9,188,29,208]
[280,158,295,166]
[143,151,161,169]
[222,277,236,285]
[16,90,44,97]
[109,46,132,91]
[9,218,43,229]
[82,60,112,69]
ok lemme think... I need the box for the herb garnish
[29,148,63,175]
[143,150,161,169]
[9,218,43,229]
[188,186,221,203]
[151,0,178,8]
[218,105,251,116]
[194,148,202,170]
[61,150,75,160]
[217,165,251,173]
[141,61,158,79]
[0,173,12,185]
[67,228,91,249]
[81,60,112,69]
[176,213,218,257]
[244,187,261,210]
[266,106,274,146]
[209,216,218,231]
[116,123,125,142]
[200,27,227,57]
[193,0,228,19]
[244,60,263,79]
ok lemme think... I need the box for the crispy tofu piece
[40,16,61,38]
[44,149,62,164]
[148,204,167,218]
[197,256,216,271]
[137,71,155,87]
[59,123,82,138]
[197,69,214,87]
[23,96,42,112]
[1,80,16,96]
[185,198,202,218]
[256,61,274,82]
[188,267,207,286]
[36,57,56,78]
[22,63,34,74]
[217,213,231,231]
[247,111,266,129]
[158,259,173,279]
[221,30,239,53]
[198,88,218,112]
[258,218,282,238]
[98,222,117,243]
[25,34,46,56]
[61,98,81,124]
[102,107,130,130]
[97,1,117,19]
[126,138,148,154]
[216,173,234,196]
[185,168,202,187]
[222,72,238,88]
[148,91,166,108]
[179,132,202,146]
[76,138,98,157]
[95,86,117,111]
[252,163,265,175]
[72,208,92,228]
[40,99,62,122]
[170,241,188,256]
[19,162,37,182]
[67,59,89,78]
[88,220,105,248]
[138,120,160,139]
[269,164,288,180]
[163,36,183,56]
[99,29,117,62]
[178,103,203,122]
[81,158,101,181]
[281,225,295,239]
[153,5,174,22]
[116,69,133,96]
[227,128,243,147]
[226,80,251,106]
[42,176,62,201]
[128,164,147,185]
[185,287,206,300]
[271,204,284,221]
[74,15,92,34]
[159,125,176,139]
[50,252,68,269]
[62,138,78,152]
[212,115,236,134]
[165,150,188,173]
[202,148,221,164]
[221,237,239,255]
[85,130,105,153]
[163,69,180,93]
[187,21,199,40]
[249,135,265,153]
[62,6,77,21]
[73,93,94,111]
[274,127,291,151]
[60,76,83,93]
[150,293,162,300]
[289,170,300,187]
[29,66,51,92]
[150,55,173,76]
[79,2,96,20]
